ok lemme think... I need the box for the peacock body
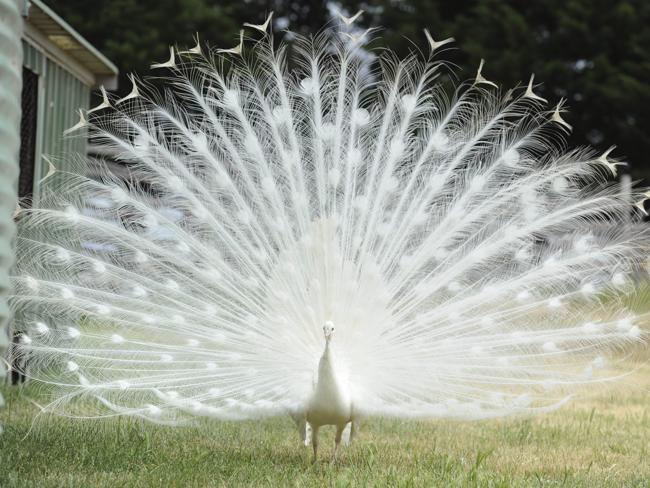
[9,13,648,461]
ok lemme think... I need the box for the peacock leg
[290,412,308,445]
[311,425,319,463]
[332,424,345,463]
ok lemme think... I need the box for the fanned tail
[10,26,647,423]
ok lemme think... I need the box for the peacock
[8,12,649,462]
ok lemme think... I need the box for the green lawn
[1,363,648,488]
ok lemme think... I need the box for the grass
[1,361,649,488]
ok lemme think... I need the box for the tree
[348,0,650,181]
[47,0,650,180]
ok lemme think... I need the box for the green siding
[22,40,90,201]
[0,0,21,406]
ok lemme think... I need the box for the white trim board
[23,22,95,87]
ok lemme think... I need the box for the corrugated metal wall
[22,39,89,200]
[0,0,22,414]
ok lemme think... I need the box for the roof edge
[30,0,118,77]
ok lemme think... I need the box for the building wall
[0,0,22,410]
[22,38,89,201]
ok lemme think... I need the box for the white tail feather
[11,27,647,426]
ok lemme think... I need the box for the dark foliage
[46,0,649,180]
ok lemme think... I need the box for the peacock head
[323,321,335,342]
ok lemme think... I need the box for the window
[18,66,38,201]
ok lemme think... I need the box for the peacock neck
[318,339,336,384]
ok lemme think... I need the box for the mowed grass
[1,360,648,488]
